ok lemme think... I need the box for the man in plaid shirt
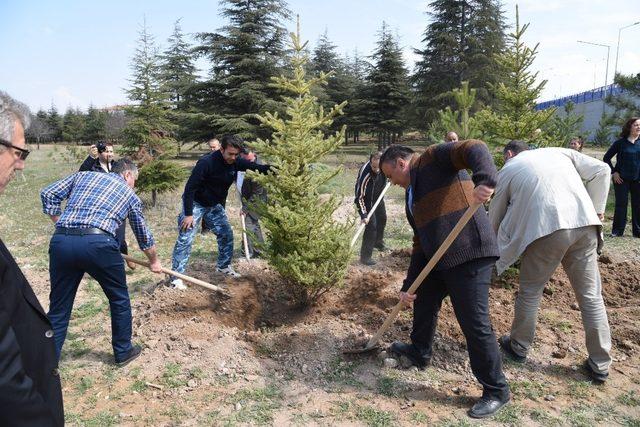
[40,158,161,366]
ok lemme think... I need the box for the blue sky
[1,0,638,112]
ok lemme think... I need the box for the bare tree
[26,114,52,149]
[104,109,128,143]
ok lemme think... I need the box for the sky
[1,0,639,113]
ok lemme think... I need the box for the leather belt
[55,227,109,236]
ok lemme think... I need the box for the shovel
[122,254,230,296]
[343,203,481,354]
[240,212,251,262]
[350,182,391,249]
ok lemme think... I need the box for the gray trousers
[510,225,612,374]
[242,212,264,258]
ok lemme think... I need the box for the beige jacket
[489,147,610,274]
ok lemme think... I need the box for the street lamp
[614,21,640,80]
[577,40,610,115]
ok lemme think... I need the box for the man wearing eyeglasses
[0,91,64,426]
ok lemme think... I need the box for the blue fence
[535,84,623,110]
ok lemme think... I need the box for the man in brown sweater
[380,141,510,419]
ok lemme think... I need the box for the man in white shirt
[489,140,612,384]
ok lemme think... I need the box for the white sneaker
[216,265,240,278]
[170,278,187,290]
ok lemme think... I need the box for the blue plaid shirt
[41,172,155,251]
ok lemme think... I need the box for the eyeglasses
[0,138,30,161]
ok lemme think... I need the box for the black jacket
[79,156,112,173]
[354,161,387,219]
[603,137,640,181]
[182,150,270,216]
[0,239,64,426]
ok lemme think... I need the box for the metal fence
[535,84,623,110]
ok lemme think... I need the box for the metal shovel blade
[342,343,381,355]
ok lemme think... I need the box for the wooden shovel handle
[122,254,228,295]
[365,204,482,349]
[350,181,391,248]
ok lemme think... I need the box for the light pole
[614,21,640,79]
[578,40,610,115]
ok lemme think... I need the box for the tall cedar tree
[363,23,411,149]
[412,0,506,127]
[343,49,370,144]
[160,19,199,109]
[46,103,63,142]
[188,0,291,141]
[83,104,106,142]
[123,20,185,206]
[62,108,85,142]
[310,31,354,136]
[249,23,351,305]
[475,6,555,150]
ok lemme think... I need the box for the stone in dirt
[552,349,567,359]
[384,358,398,368]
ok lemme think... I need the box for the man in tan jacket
[489,140,612,384]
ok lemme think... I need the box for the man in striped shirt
[354,151,388,265]
[41,158,161,366]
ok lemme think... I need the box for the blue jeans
[172,202,234,273]
[48,233,133,361]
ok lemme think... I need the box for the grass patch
[75,376,94,394]
[161,362,187,388]
[410,411,430,424]
[617,390,640,406]
[566,380,591,399]
[82,411,119,427]
[130,379,147,392]
[510,379,548,400]
[493,403,523,426]
[224,385,283,425]
[74,299,106,321]
[63,338,90,358]
[355,405,396,427]
[376,374,403,397]
[325,357,362,387]
[435,417,473,427]
[161,404,187,423]
[529,408,562,426]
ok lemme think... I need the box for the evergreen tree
[342,49,370,144]
[249,24,351,305]
[475,6,555,149]
[123,19,185,206]
[160,19,199,109]
[363,22,410,149]
[606,72,640,121]
[83,104,106,142]
[62,107,86,142]
[189,0,291,140]
[428,81,481,143]
[411,0,506,127]
[47,103,63,142]
[542,101,585,146]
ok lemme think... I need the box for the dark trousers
[48,233,133,360]
[411,257,509,400]
[612,180,640,236]
[243,211,264,258]
[360,201,387,261]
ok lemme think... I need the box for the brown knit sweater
[402,139,499,291]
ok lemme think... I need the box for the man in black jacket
[354,151,388,265]
[79,141,114,173]
[170,135,270,286]
[0,90,64,426]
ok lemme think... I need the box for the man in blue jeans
[41,159,162,365]
[170,134,270,288]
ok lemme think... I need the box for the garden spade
[343,203,481,354]
[122,254,230,297]
[350,181,391,249]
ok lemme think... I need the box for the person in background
[603,117,640,237]
[41,159,162,366]
[208,138,221,152]
[0,90,64,426]
[79,141,114,172]
[445,131,459,143]
[239,149,267,259]
[354,151,387,266]
[568,136,584,152]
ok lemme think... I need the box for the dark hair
[503,140,530,155]
[96,141,113,153]
[111,158,138,175]
[379,145,414,166]
[220,134,245,151]
[620,117,640,138]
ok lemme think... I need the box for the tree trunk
[151,190,157,207]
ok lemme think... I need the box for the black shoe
[389,341,430,368]
[583,359,608,384]
[498,335,526,363]
[115,345,142,367]
[468,396,511,419]
[610,232,622,237]
[360,258,376,266]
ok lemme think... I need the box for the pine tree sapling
[428,81,481,142]
[476,5,555,149]
[249,24,351,305]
